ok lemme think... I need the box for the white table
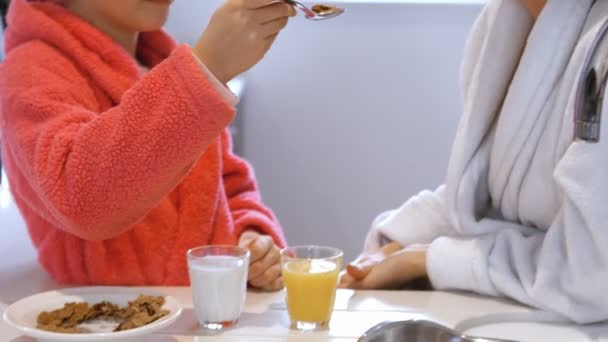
[3,182,608,341]
[5,284,608,342]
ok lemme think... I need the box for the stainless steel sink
[358,320,519,342]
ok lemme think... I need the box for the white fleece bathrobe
[365,0,608,323]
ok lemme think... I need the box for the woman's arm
[363,186,452,252]
[426,132,608,323]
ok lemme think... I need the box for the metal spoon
[283,1,345,20]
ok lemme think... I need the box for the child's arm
[0,43,235,240]
[220,130,286,248]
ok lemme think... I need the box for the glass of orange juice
[280,246,343,331]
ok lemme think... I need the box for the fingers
[345,242,404,280]
[260,17,289,38]
[265,33,280,47]
[245,0,297,17]
[238,230,259,246]
[351,250,423,290]
[287,4,297,17]
[248,244,280,279]
[339,270,356,288]
[243,0,278,9]
[250,264,282,290]
[249,2,294,39]
[346,258,381,280]
[253,2,296,24]
[240,233,283,291]
[270,276,284,290]
[381,241,404,255]
[346,254,381,280]
[348,261,398,290]
[247,235,274,263]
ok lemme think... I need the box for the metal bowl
[358,320,519,342]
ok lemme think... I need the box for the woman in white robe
[342,0,608,324]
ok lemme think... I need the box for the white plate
[3,287,182,341]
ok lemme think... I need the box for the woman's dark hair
[0,0,9,29]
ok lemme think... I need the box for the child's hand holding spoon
[283,0,345,20]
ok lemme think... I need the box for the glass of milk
[187,245,250,331]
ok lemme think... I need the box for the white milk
[188,255,248,325]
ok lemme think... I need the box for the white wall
[166,1,484,261]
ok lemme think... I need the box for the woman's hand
[193,0,296,83]
[238,230,283,291]
[340,243,429,290]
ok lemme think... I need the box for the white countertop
[2,181,608,341]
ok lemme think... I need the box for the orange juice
[282,259,340,323]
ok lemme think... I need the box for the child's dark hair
[0,0,9,29]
